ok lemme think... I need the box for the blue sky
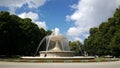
[0,0,120,43]
[38,0,78,33]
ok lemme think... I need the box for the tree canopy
[69,41,83,56]
[84,8,120,57]
[0,11,52,56]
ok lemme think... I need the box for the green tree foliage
[84,8,120,57]
[0,11,51,56]
[69,41,83,56]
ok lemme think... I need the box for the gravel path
[0,61,120,68]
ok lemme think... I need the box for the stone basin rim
[40,51,74,53]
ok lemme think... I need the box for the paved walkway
[0,61,120,68]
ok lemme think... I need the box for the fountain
[21,28,94,62]
[39,28,74,57]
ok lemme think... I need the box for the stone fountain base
[40,51,74,57]
[21,51,95,62]
[21,56,95,62]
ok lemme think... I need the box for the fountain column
[50,41,62,51]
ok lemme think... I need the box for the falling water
[76,42,83,56]
[34,28,73,56]
[65,39,70,51]
[34,29,56,56]
[46,36,51,51]
[34,36,47,56]
[60,40,64,51]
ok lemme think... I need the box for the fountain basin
[40,51,74,57]
[21,56,94,60]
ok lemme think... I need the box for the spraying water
[34,28,73,57]
[46,36,51,51]
[34,36,47,56]
[34,28,58,56]
[76,42,83,56]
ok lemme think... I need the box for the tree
[69,41,83,56]
[0,11,52,56]
[84,8,120,57]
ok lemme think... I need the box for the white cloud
[67,0,120,42]
[18,12,47,30]
[67,27,89,37]
[18,12,39,21]
[0,0,46,13]
[0,0,47,30]
[26,0,46,8]
[74,37,83,43]
[35,21,47,30]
